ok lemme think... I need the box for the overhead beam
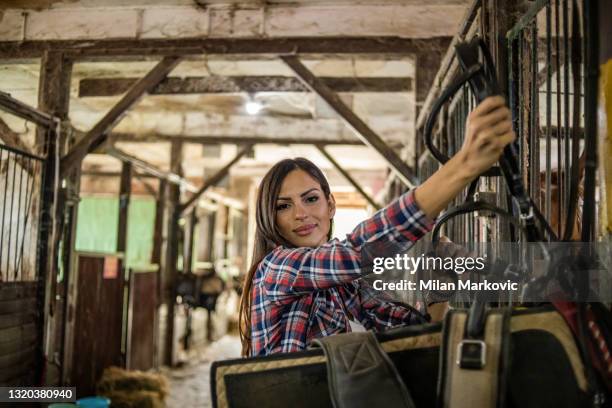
[106,146,197,192]
[281,55,418,188]
[60,56,182,178]
[112,133,382,147]
[180,144,254,214]
[0,91,56,128]
[0,37,451,60]
[315,145,381,210]
[79,76,414,97]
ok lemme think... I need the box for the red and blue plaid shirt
[250,190,435,356]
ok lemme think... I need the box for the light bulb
[245,101,263,115]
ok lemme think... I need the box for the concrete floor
[162,335,241,408]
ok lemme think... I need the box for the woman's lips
[293,224,316,236]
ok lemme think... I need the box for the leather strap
[438,309,511,408]
[312,331,416,408]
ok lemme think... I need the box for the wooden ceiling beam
[281,55,418,188]
[79,76,414,97]
[60,56,181,177]
[0,37,451,61]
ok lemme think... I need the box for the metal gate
[0,143,46,385]
[413,0,596,245]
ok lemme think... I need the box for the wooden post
[117,161,132,367]
[183,209,197,275]
[162,141,182,366]
[60,56,181,177]
[36,51,73,386]
[117,162,132,255]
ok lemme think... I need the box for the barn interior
[0,0,611,406]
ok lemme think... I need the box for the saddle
[211,305,605,408]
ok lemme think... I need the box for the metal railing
[0,144,44,282]
[412,0,596,245]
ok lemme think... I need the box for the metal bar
[16,158,36,277]
[530,22,539,206]
[60,56,182,177]
[0,91,56,128]
[0,37,452,60]
[79,76,414,97]
[506,0,550,41]
[555,0,563,237]
[315,145,381,210]
[563,0,570,235]
[281,55,418,188]
[7,154,17,276]
[0,139,44,162]
[581,0,598,242]
[180,144,254,213]
[0,149,7,275]
[13,159,24,279]
[545,1,553,224]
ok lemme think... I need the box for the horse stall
[0,144,45,386]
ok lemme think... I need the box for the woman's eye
[305,196,319,203]
[276,203,290,211]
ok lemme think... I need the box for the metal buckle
[456,339,487,369]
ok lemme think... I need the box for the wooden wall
[0,281,40,385]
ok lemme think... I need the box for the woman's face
[275,169,336,248]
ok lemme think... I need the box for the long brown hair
[238,158,333,357]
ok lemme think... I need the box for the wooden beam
[415,50,445,107]
[183,209,197,275]
[113,133,378,146]
[163,141,182,367]
[0,37,451,60]
[315,145,380,210]
[133,173,158,197]
[151,180,166,272]
[79,76,413,97]
[117,162,132,254]
[281,55,418,188]
[0,91,56,128]
[180,144,254,214]
[36,51,73,386]
[60,56,181,178]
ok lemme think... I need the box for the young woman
[239,96,515,357]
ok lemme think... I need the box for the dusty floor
[162,335,241,408]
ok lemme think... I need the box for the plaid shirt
[250,190,435,356]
